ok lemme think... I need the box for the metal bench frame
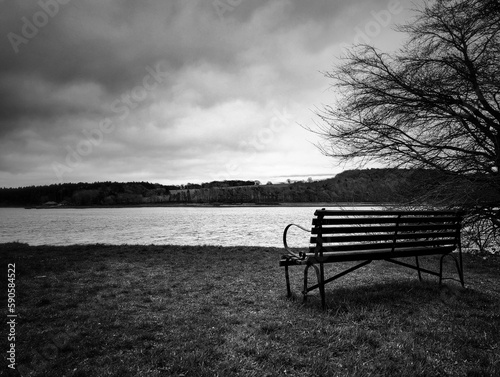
[279,209,465,309]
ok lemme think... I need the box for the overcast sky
[0,0,416,188]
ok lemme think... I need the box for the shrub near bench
[280,209,464,309]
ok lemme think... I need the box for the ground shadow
[288,278,494,315]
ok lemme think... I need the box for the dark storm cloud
[1,0,248,92]
[0,0,412,187]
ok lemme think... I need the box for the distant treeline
[0,169,445,207]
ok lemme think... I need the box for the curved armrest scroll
[283,223,310,259]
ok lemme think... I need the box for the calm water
[0,206,363,247]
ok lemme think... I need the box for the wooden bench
[280,209,465,309]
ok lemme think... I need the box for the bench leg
[319,263,326,310]
[457,246,465,287]
[439,254,445,285]
[439,253,465,287]
[442,253,465,287]
[303,264,326,309]
[457,250,465,287]
[303,265,310,302]
[415,256,423,282]
[285,265,291,297]
[452,254,465,287]
[303,264,320,303]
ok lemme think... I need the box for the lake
[0,206,372,247]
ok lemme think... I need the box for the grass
[1,242,499,377]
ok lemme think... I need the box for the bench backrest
[309,209,462,254]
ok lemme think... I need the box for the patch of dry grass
[1,242,499,376]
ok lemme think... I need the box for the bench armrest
[283,223,310,259]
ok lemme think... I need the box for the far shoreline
[3,202,401,209]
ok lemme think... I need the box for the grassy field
[1,242,499,377]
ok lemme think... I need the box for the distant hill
[0,169,452,207]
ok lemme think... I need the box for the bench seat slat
[311,224,459,234]
[306,246,456,263]
[310,231,458,244]
[309,238,457,252]
[312,216,459,225]
[280,245,456,266]
[314,209,460,217]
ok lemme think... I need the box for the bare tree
[315,0,500,227]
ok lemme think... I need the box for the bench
[279,209,465,309]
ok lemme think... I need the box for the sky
[0,0,416,188]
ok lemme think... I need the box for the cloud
[0,0,414,187]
